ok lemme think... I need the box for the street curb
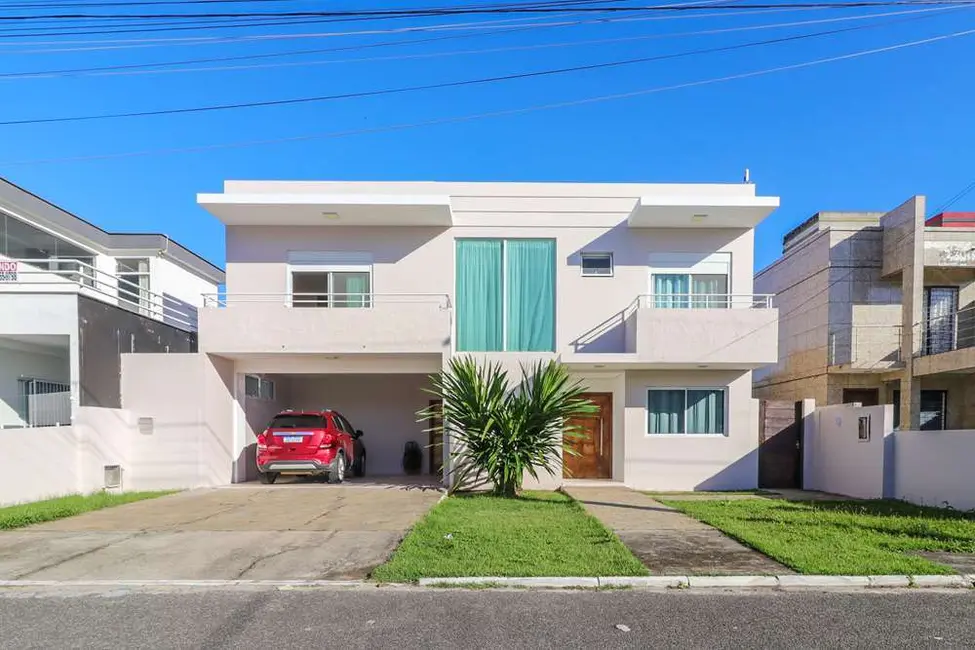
[0,580,372,589]
[417,575,975,590]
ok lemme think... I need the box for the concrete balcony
[198,293,451,356]
[622,294,778,368]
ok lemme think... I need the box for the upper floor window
[288,252,371,308]
[1,213,96,285]
[648,252,730,309]
[117,258,151,311]
[455,239,556,352]
[581,252,613,277]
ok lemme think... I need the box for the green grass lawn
[372,491,648,582]
[0,491,176,531]
[659,497,975,575]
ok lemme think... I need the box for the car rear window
[268,414,326,429]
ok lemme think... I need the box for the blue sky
[2,2,974,271]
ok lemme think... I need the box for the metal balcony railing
[202,292,452,309]
[919,304,975,356]
[828,325,903,367]
[4,257,198,331]
[0,388,71,429]
[637,293,775,309]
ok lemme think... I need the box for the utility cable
[1,4,954,79]
[3,23,971,165]
[0,14,936,125]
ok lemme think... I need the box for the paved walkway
[564,486,792,576]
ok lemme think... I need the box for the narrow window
[581,252,613,277]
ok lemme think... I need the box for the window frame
[116,257,152,312]
[244,374,275,401]
[286,263,373,308]
[454,237,557,353]
[647,252,731,308]
[580,252,614,278]
[645,387,728,436]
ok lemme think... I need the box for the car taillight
[257,433,267,451]
[319,433,335,449]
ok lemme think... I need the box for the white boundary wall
[893,429,975,510]
[803,403,893,500]
[804,401,975,510]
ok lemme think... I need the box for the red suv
[256,409,365,484]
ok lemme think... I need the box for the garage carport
[234,354,444,484]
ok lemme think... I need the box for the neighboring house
[0,177,225,429]
[171,179,780,490]
[754,196,975,431]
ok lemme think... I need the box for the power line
[3,1,975,21]
[3,23,972,165]
[931,179,975,214]
[0,12,938,126]
[0,5,813,48]
[1,5,954,79]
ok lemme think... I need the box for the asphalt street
[0,586,972,649]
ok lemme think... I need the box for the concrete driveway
[0,481,442,581]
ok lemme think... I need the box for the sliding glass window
[455,238,555,352]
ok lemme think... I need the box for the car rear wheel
[353,452,366,478]
[259,471,278,485]
[328,452,346,484]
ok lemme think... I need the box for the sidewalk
[563,486,792,576]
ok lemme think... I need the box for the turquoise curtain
[335,272,370,308]
[653,274,689,308]
[505,239,556,352]
[686,389,725,434]
[456,240,503,351]
[691,274,728,309]
[648,390,685,434]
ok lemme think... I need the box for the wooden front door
[563,393,613,479]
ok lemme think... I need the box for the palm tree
[419,356,597,497]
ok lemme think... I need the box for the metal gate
[758,400,803,489]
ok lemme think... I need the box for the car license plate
[282,436,304,443]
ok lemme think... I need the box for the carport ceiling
[197,193,453,226]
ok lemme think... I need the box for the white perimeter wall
[892,430,975,510]
[803,403,893,500]
[0,407,132,506]
[803,402,975,510]
[289,374,432,476]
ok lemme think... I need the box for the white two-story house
[0,177,224,429]
[170,180,779,490]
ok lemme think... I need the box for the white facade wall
[152,255,220,330]
[624,369,758,491]
[803,403,893,500]
[225,224,755,358]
